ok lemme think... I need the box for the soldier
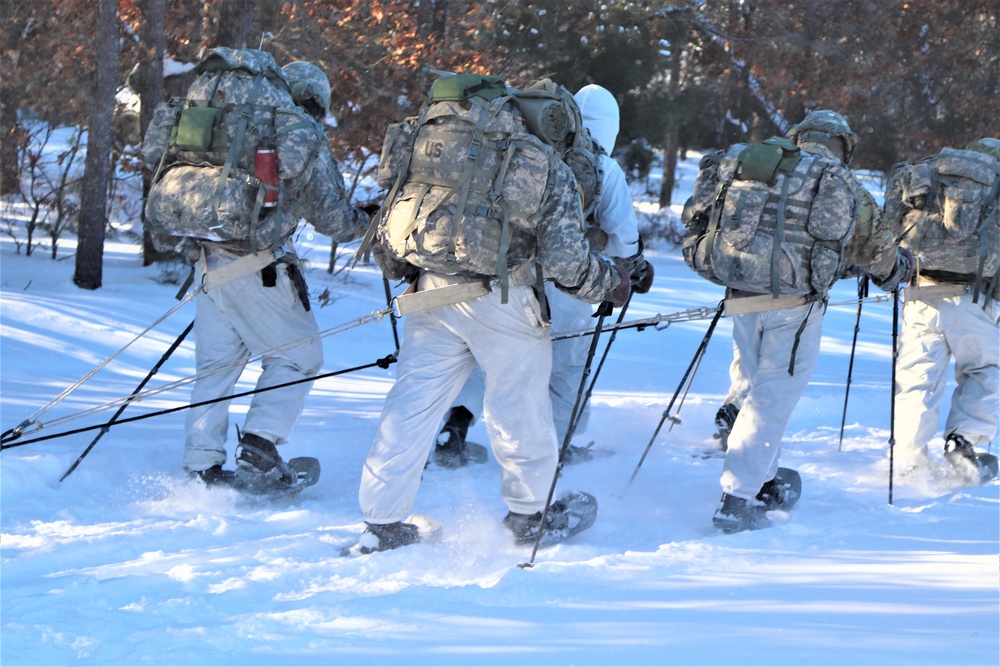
[432,83,652,468]
[682,110,913,532]
[887,137,1000,483]
[143,52,369,492]
[355,74,630,553]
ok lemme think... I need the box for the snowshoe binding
[503,491,598,548]
[944,434,999,485]
[234,433,320,497]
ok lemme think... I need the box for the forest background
[1,0,998,288]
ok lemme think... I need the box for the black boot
[433,406,474,469]
[944,433,997,483]
[714,403,739,452]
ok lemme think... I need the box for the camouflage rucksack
[682,136,859,298]
[884,144,1000,302]
[360,73,564,301]
[141,48,319,251]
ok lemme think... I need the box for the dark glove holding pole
[606,263,632,308]
[631,260,654,294]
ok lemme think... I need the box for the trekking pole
[59,321,194,482]
[624,301,725,493]
[838,276,869,452]
[888,286,901,505]
[520,301,611,569]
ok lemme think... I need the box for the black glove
[358,202,381,218]
[631,260,654,294]
[606,263,632,308]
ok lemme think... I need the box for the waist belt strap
[201,249,277,292]
[904,283,970,302]
[392,280,490,316]
[723,293,810,315]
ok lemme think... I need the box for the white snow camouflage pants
[721,301,825,499]
[183,247,323,472]
[448,282,595,445]
[893,291,1000,467]
[360,272,559,523]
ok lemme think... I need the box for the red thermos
[255,144,279,207]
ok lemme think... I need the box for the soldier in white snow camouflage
[355,73,631,553]
[886,137,1000,483]
[140,50,369,492]
[683,109,913,533]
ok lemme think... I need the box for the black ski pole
[382,277,401,354]
[838,276,869,452]
[624,301,725,492]
[59,320,194,482]
[888,286,900,505]
[520,301,611,569]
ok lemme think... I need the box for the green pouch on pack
[430,73,507,102]
[739,137,801,185]
[172,106,223,151]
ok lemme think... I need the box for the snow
[2,159,998,666]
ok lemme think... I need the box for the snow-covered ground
[1,159,997,666]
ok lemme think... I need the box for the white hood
[574,84,620,154]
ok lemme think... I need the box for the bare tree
[73,0,119,290]
[136,0,168,266]
[214,0,256,49]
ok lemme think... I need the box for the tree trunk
[658,43,683,210]
[214,0,256,49]
[137,0,168,266]
[0,88,21,196]
[73,0,119,290]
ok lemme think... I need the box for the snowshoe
[944,434,999,485]
[503,491,598,548]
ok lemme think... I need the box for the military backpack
[683,136,859,298]
[141,48,318,252]
[884,147,1000,302]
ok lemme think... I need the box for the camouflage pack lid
[196,47,289,91]
[965,137,1000,162]
[786,109,858,166]
[283,61,332,120]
